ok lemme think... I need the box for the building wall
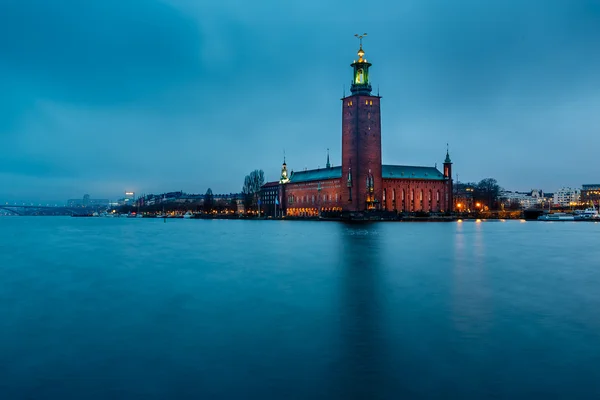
[341,95,382,212]
[284,178,343,216]
[260,184,279,217]
[382,179,449,212]
[281,177,448,215]
[553,187,581,206]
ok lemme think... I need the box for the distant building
[553,187,581,207]
[454,184,476,212]
[67,195,109,208]
[581,184,600,205]
[260,182,280,217]
[501,189,547,209]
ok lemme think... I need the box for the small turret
[443,144,452,178]
[280,154,290,184]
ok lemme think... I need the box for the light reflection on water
[0,217,600,398]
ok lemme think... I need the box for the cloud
[1,0,600,201]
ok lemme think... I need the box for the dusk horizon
[2,0,599,203]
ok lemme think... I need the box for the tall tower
[341,34,382,212]
[443,146,454,212]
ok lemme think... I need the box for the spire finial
[444,143,452,163]
[354,33,367,61]
[283,149,286,164]
[326,148,331,168]
[354,33,367,48]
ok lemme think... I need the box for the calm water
[1,217,600,399]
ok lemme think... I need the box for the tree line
[241,169,265,212]
[455,178,503,210]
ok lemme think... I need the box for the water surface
[1,218,599,399]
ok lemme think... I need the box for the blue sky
[1,0,599,202]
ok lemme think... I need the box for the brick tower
[341,35,382,212]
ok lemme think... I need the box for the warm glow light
[476,219,482,223]
[457,219,463,223]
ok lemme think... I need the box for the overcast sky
[1,0,599,202]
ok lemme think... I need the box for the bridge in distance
[0,205,105,216]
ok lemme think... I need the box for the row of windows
[346,100,375,107]
[382,188,441,202]
[288,193,339,204]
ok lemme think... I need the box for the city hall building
[265,41,453,218]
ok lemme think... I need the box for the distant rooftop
[290,167,342,183]
[382,165,445,180]
[285,164,445,183]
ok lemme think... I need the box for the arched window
[383,188,387,210]
[429,190,433,211]
[402,189,406,211]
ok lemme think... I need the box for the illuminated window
[365,100,368,105]
[370,101,373,105]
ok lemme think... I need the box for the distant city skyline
[1,0,599,203]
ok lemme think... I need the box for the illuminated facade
[270,40,453,217]
[581,184,600,206]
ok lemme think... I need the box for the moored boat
[573,207,600,221]
[537,213,575,221]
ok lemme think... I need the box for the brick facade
[341,95,382,212]
[283,178,343,216]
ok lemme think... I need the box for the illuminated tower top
[280,153,290,184]
[350,33,372,96]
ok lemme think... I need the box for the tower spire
[326,148,331,168]
[445,143,451,163]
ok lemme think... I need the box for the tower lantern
[350,33,372,95]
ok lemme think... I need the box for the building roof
[289,167,342,183]
[285,164,445,183]
[382,165,445,180]
[261,181,280,188]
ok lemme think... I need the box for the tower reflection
[330,223,389,399]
